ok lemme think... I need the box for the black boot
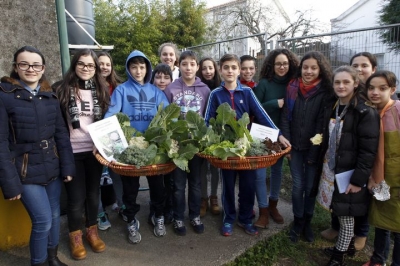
[303,214,314,243]
[325,237,355,257]
[326,247,346,266]
[289,216,304,243]
[48,245,68,266]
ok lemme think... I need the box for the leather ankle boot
[209,195,221,215]
[69,230,86,260]
[200,198,208,217]
[48,245,67,266]
[303,214,314,242]
[254,207,269,229]
[326,247,346,266]
[289,216,304,243]
[86,225,106,253]
[268,198,284,224]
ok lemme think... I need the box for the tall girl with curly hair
[56,49,110,260]
[253,49,299,228]
[280,51,333,243]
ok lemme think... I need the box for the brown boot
[86,225,106,253]
[209,195,221,215]
[200,198,208,217]
[254,207,269,229]
[69,230,86,260]
[268,198,284,224]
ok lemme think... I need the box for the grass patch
[226,158,374,266]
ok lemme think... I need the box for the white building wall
[331,0,400,81]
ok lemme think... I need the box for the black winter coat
[0,77,75,199]
[280,82,331,163]
[311,95,380,216]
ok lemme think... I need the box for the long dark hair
[297,51,333,89]
[97,51,123,90]
[259,49,299,81]
[10,46,47,83]
[196,57,221,90]
[56,49,109,114]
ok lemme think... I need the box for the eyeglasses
[16,62,44,72]
[76,61,96,71]
[274,62,289,68]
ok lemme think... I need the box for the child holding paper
[204,54,290,237]
[313,66,379,266]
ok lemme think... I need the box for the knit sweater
[253,75,289,126]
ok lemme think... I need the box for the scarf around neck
[239,77,256,89]
[69,79,102,129]
[286,78,321,121]
[371,99,395,184]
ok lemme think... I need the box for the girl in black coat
[314,66,380,266]
[0,46,75,266]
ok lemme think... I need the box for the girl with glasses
[253,49,299,229]
[0,46,75,266]
[55,49,109,260]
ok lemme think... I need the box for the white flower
[168,139,179,157]
[310,134,323,145]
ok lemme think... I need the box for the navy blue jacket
[204,82,278,130]
[0,77,75,199]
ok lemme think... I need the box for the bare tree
[211,0,325,55]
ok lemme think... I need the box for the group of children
[1,42,399,266]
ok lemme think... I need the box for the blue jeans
[371,227,400,266]
[289,149,317,218]
[173,155,203,221]
[20,177,62,264]
[221,169,256,224]
[255,156,284,208]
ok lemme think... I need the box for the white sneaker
[151,215,166,237]
[127,219,141,244]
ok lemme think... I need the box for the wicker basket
[197,146,291,170]
[95,153,176,176]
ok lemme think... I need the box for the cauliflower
[168,139,179,158]
[129,136,149,149]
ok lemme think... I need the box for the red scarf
[239,78,256,89]
[299,78,321,99]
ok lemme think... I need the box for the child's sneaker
[97,212,111,231]
[111,202,120,212]
[190,216,204,234]
[173,220,186,236]
[127,219,141,244]
[221,223,233,236]
[237,222,259,236]
[151,215,166,237]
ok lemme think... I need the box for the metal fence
[184,24,400,82]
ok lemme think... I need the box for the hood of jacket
[125,50,153,85]
[0,76,52,92]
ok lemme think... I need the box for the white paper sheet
[334,169,354,194]
[250,122,279,142]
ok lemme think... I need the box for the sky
[205,0,360,28]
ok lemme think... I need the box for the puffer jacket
[280,82,331,163]
[0,77,75,199]
[311,95,380,216]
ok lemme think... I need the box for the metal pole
[55,0,70,76]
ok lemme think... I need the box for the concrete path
[0,178,293,266]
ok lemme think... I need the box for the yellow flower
[310,134,323,145]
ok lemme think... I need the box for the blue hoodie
[105,50,169,133]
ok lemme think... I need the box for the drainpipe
[55,0,70,76]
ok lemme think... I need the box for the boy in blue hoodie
[163,51,210,236]
[105,50,169,244]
